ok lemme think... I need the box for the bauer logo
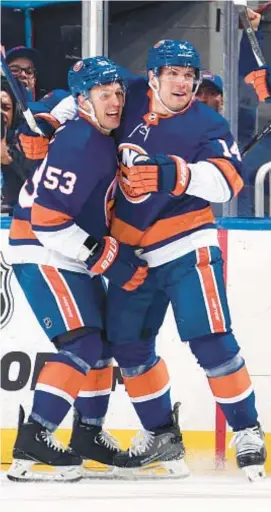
[0,252,14,329]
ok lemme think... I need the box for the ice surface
[1,471,271,512]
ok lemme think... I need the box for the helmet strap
[78,95,111,135]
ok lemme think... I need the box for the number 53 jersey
[8,116,118,273]
[111,79,244,267]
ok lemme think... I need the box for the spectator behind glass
[6,46,41,101]
[196,73,223,114]
[1,76,35,214]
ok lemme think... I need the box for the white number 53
[19,159,77,209]
[44,166,77,194]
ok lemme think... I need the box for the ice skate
[7,406,82,482]
[230,424,266,482]
[69,409,121,478]
[113,402,190,479]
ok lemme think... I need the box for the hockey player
[7,56,148,482]
[243,2,271,103]
[106,40,267,481]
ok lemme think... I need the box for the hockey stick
[233,0,266,67]
[0,52,43,135]
[241,121,271,157]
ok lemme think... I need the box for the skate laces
[129,430,155,457]
[39,431,66,453]
[98,430,121,452]
[229,426,264,454]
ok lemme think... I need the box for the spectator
[196,72,223,114]
[6,45,41,101]
[0,75,33,213]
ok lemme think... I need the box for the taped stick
[233,0,266,67]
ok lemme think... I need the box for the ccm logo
[101,237,118,271]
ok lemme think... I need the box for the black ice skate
[113,402,190,479]
[230,424,267,481]
[69,409,121,478]
[7,406,82,482]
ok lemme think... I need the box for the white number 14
[218,139,242,162]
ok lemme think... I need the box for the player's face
[8,57,36,91]
[154,66,195,112]
[90,82,125,130]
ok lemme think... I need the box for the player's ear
[148,71,159,91]
[77,94,86,108]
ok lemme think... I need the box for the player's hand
[19,113,60,160]
[245,66,271,102]
[19,133,50,160]
[88,236,148,291]
[247,8,261,30]
[125,154,191,196]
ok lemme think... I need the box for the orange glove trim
[19,133,50,160]
[245,69,270,102]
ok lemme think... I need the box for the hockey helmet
[68,56,126,98]
[147,40,201,75]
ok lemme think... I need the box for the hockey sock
[122,358,172,430]
[208,364,258,430]
[74,363,113,426]
[30,361,85,431]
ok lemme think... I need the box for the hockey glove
[84,236,148,291]
[245,66,271,102]
[19,113,60,160]
[126,154,191,196]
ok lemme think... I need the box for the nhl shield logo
[0,252,14,329]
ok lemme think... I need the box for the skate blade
[81,463,120,479]
[7,459,82,483]
[243,464,266,482]
[118,459,190,480]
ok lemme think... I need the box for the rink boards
[1,218,271,472]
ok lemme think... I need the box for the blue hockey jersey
[8,115,117,273]
[111,78,244,267]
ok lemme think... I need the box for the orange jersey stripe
[9,219,37,240]
[196,247,225,333]
[208,365,252,399]
[32,203,72,228]
[208,158,243,197]
[123,358,169,398]
[80,366,113,392]
[37,361,84,399]
[111,206,215,247]
[41,266,83,330]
